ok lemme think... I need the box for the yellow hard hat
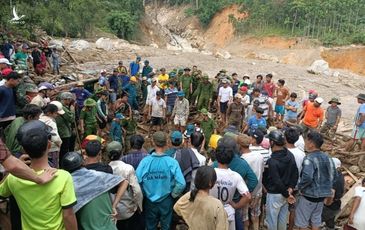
[209,134,222,150]
[130,76,137,82]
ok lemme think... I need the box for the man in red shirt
[263,73,276,98]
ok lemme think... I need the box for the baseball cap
[1,68,12,77]
[106,141,123,154]
[248,129,264,144]
[170,131,183,145]
[50,101,65,115]
[0,58,12,65]
[184,124,195,138]
[314,97,324,104]
[4,71,20,80]
[332,157,341,168]
[16,120,52,148]
[255,107,264,114]
[152,131,167,147]
[240,86,248,92]
[177,91,185,97]
[222,79,228,84]
[151,77,157,82]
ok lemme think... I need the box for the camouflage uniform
[193,75,213,110]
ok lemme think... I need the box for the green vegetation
[0,0,364,46]
[166,0,365,46]
[0,0,144,40]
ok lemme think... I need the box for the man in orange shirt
[299,97,324,136]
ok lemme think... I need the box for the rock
[49,40,64,49]
[70,40,90,50]
[307,60,330,74]
[95,37,115,51]
[349,165,361,174]
[332,71,340,78]
[201,50,213,56]
[245,52,279,63]
[215,51,231,59]
[150,43,159,48]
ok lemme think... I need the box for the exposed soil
[321,47,365,76]
[204,4,247,48]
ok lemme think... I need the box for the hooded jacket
[263,148,298,198]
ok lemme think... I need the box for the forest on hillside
[1,0,364,46]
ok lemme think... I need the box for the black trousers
[116,211,145,230]
[59,137,71,163]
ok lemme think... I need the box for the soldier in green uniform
[141,76,149,108]
[193,74,213,110]
[210,75,220,112]
[199,108,216,149]
[15,73,36,115]
[121,110,139,151]
[79,98,98,138]
[56,92,76,160]
[179,67,193,101]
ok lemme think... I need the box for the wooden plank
[337,151,365,157]
[62,46,78,64]
[343,166,360,182]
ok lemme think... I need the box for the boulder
[49,40,64,50]
[95,37,114,51]
[70,40,90,50]
[307,60,330,74]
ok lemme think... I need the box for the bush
[107,11,137,40]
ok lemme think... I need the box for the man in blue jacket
[136,131,186,230]
[295,131,336,230]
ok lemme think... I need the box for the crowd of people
[0,40,365,230]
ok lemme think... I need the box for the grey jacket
[298,151,336,198]
[71,168,123,212]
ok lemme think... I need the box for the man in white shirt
[218,79,233,124]
[284,127,306,230]
[210,138,251,230]
[148,91,166,136]
[238,134,264,230]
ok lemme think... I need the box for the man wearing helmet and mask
[263,130,298,230]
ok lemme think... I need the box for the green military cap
[24,83,39,93]
[84,98,96,107]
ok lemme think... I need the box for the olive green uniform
[201,118,216,148]
[80,107,97,137]
[194,81,213,110]
[179,74,193,100]
[121,118,137,151]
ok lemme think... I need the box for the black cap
[61,152,83,173]
[16,120,52,146]
[184,67,191,71]
[248,129,264,144]
[266,130,286,146]
[255,107,264,114]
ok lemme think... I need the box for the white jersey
[210,168,249,205]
